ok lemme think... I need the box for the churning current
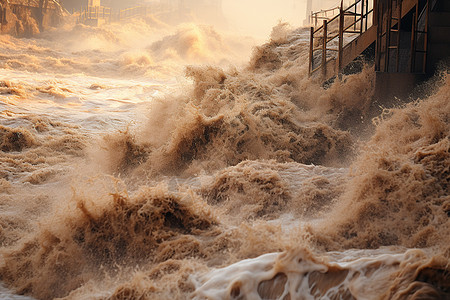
[0,17,449,300]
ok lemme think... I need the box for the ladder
[410,0,429,73]
[375,0,428,73]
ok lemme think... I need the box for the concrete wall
[373,72,426,102]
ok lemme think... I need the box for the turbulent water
[0,16,449,300]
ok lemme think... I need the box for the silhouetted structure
[0,0,64,35]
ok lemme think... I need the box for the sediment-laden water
[0,17,449,300]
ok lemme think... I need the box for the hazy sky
[222,0,339,39]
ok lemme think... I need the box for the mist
[222,0,339,39]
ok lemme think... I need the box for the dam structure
[308,0,450,99]
[0,0,65,35]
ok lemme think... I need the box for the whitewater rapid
[0,17,449,300]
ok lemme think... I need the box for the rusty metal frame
[309,0,373,79]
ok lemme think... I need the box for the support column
[322,20,328,79]
[38,0,44,32]
[306,0,312,24]
[309,26,314,76]
[338,1,344,74]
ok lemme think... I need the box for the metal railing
[309,0,374,78]
[310,7,340,27]
[117,6,148,21]
[77,5,151,25]
[78,5,111,24]
[9,0,60,12]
